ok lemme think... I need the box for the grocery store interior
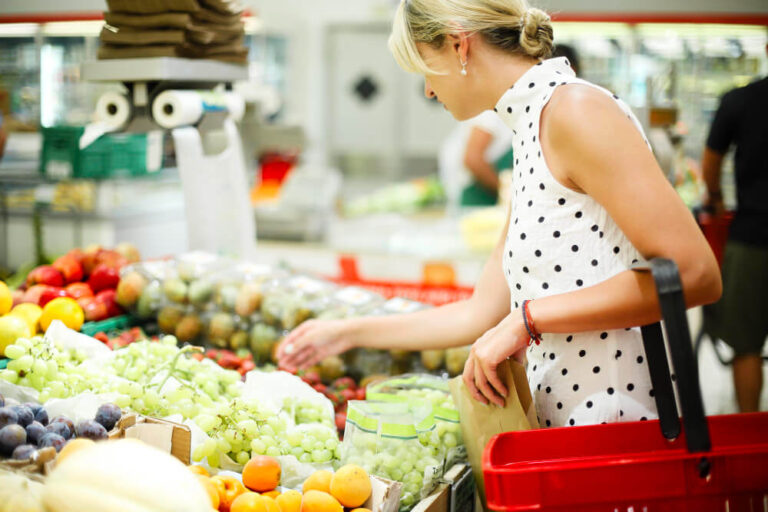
[0,0,766,510]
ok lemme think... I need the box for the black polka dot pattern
[496,57,656,428]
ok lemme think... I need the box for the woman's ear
[446,32,471,62]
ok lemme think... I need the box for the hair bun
[519,7,553,59]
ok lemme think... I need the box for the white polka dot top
[496,57,657,428]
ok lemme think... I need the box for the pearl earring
[460,60,468,76]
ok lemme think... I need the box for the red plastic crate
[483,413,768,511]
[696,211,733,268]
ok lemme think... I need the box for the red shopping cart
[483,258,768,512]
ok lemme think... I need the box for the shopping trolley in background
[483,258,768,512]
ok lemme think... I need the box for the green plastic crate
[40,126,159,180]
[80,314,136,337]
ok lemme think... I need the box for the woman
[279,0,721,428]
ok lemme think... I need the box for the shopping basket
[483,258,768,511]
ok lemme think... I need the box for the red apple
[77,296,108,322]
[52,255,84,284]
[81,251,100,277]
[87,264,120,293]
[66,248,85,265]
[96,289,122,318]
[96,250,128,270]
[26,265,65,287]
[39,287,68,307]
[335,412,347,432]
[65,282,94,300]
[11,289,25,307]
[23,284,51,305]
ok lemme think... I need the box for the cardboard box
[109,413,192,465]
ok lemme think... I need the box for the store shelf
[81,58,248,83]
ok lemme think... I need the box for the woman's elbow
[683,255,722,307]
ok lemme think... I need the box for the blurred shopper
[439,110,514,208]
[551,43,580,75]
[701,46,768,413]
[0,112,6,161]
[280,0,721,428]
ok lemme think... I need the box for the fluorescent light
[41,21,103,37]
[0,23,38,37]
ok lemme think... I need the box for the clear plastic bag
[342,401,443,511]
[260,275,339,331]
[367,374,466,468]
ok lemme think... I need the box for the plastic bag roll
[95,91,132,129]
[152,90,244,129]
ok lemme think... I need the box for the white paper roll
[152,90,245,129]
[95,91,132,129]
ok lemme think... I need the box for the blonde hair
[389,0,553,74]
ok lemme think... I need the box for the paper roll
[152,90,244,129]
[95,91,132,129]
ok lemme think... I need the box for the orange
[10,303,43,334]
[300,490,342,512]
[197,475,220,510]
[350,509,372,512]
[231,492,264,512]
[262,490,281,499]
[329,465,371,508]
[0,281,12,315]
[40,297,84,332]
[242,455,281,493]
[189,465,210,477]
[56,438,95,465]
[211,475,247,512]
[302,470,332,494]
[275,490,302,512]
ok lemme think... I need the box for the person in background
[551,43,580,76]
[701,44,768,413]
[439,109,514,208]
[0,112,7,161]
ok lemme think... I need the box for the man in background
[702,44,768,413]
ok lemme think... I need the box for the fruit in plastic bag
[420,350,445,371]
[136,281,163,318]
[235,282,262,317]
[163,278,188,304]
[188,279,214,307]
[217,285,239,312]
[208,313,236,347]
[175,314,203,342]
[249,323,278,362]
[445,346,471,376]
[158,305,185,334]
[319,356,344,382]
[229,330,248,350]
[115,272,147,309]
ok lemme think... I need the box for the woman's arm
[464,85,722,405]
[464,127,500,193]
[277,211,512,370]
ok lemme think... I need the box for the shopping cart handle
[636,258,712,454]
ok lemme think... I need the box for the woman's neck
[476,51,540,109]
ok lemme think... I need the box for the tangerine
[302,470,333,494]
[300,490,342,512]
[242,455,281,492]
[231,492,264,512]
[329,464,371,508]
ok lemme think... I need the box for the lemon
[10,303,43,334]
[40,297,84,332]
[0,315,32,357]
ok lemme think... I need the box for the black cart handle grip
[636,258,711,454]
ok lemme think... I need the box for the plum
[46,422,71,440]
[0,407,18,429]
[38,433,66,452]
[34,407,49,426]
[11,444,37,460]
[25,421,46,445]
[11,405,34,428]
[76,420,108,441]
[51,416,75,438]
[94,403,121,432]
[0,424,27,456]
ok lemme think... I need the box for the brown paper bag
[449,360,538,510]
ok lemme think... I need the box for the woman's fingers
[480,358,508,402]
[471,357,491,405]
[474,357,504,407]
[462,355,487,405]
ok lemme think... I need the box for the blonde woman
[279,0,721,428]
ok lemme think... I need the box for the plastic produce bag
[341,401,443,511]
[260,275,339,331]
[242,370,335,427]
[367,374,465,468]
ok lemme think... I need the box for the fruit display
[343,177,445,217]
[293,373,366,436]
[341,401,444,510]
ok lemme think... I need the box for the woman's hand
[276,319,353,371]
[463,311,529,407]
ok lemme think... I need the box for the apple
[87,264,120,293]
[115,272,147,309]
[52,255,84,284]
[96,250,128,270]
[77,297,108,323]
[11,289,25,308]
[65,282,94,300]
[115,242,141,264]
[26,265,65,287]
[96,289,122,318]
[66,248,85,265]
[23,284,51,305]
[39,287,69,307]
